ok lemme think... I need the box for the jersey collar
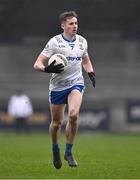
[61,33,76,42]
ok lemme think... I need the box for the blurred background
[0,0,140,133]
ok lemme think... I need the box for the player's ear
[61,23,65,30]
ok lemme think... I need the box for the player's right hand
[44,60,64,73]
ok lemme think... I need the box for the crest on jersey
[79,43,84,50]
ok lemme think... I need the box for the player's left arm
[82,54,95,88]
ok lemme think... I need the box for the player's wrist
[44,66,48,73]
[88,72,95,88]
[88,72,95,77]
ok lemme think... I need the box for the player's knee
[69,109,78,122]
[52,121,62,130]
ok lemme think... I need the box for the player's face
[61,17,78,37]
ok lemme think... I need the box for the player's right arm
[34,54,48,72]
[34,38,55,72]
[34,53,64,73]
[34,38,64,73]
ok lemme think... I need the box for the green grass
[0,132,140,179]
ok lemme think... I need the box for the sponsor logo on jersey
[58,45,65,48]
[67,56,81,61]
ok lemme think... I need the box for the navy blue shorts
[49,85,85,104]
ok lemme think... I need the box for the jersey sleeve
[82,38,88,58]
[41,38,56,58]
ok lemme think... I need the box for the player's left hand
[88,72,95,88]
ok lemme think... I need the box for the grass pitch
[0,132,140,179]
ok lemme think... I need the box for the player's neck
[62,33,76,42]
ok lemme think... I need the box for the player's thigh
[68,89,83,114]
[50,104,66,122]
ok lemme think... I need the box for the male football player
[34,11,95,169]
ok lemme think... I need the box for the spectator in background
[7,90,33,133]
